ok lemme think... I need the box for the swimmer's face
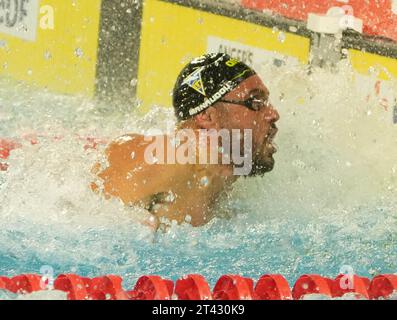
[198,75,280,176]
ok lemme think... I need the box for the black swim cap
[173,53,256,121]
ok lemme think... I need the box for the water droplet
[115,135,134,144]
[44,51,52,60]
[170,137,181,147]
[131,151,136,159]
[184,215,192,223]
[200,176,209,187]
[278,32,286,43]
[165,191,176,203]
[273,59,284,67]
[74,47,84,58]
[368,66,377,75]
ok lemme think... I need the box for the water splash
[0,57,396,291]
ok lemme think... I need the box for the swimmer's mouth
[266,141,278,153]
[268,127,278,141]
[265,127,278,153]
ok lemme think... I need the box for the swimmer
[91,53,279,230]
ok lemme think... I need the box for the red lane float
[54,274,90,300]
[1,273,397,300]
[128,275,174,300]
[89,275,126,300]
[0,135,108,171]
[292,274,333,300]
[331,274,370,299]
[0,135,108,159]
[80,137,109,151]
[213,275,255,300]
[175,274,212,300]
[0,276,10,290]
[0,138,22,171]
[255,274,292,300]
[0,138,21,160]
[369,274,397,300]
[6,274,42,294]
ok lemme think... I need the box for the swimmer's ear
[194,106,220,130]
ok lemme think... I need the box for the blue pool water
[0,60,396,291]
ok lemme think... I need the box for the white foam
[0,54,395,282]
[0,289,67,300]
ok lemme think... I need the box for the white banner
[207,35,297,71]
[0,0,40,41]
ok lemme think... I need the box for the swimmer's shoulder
[105,133,183,176]
[105,134,151,167]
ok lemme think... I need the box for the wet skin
[91,75,280,230]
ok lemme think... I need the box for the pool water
[0,58,396,292]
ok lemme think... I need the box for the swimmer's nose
[263,103,280,123]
